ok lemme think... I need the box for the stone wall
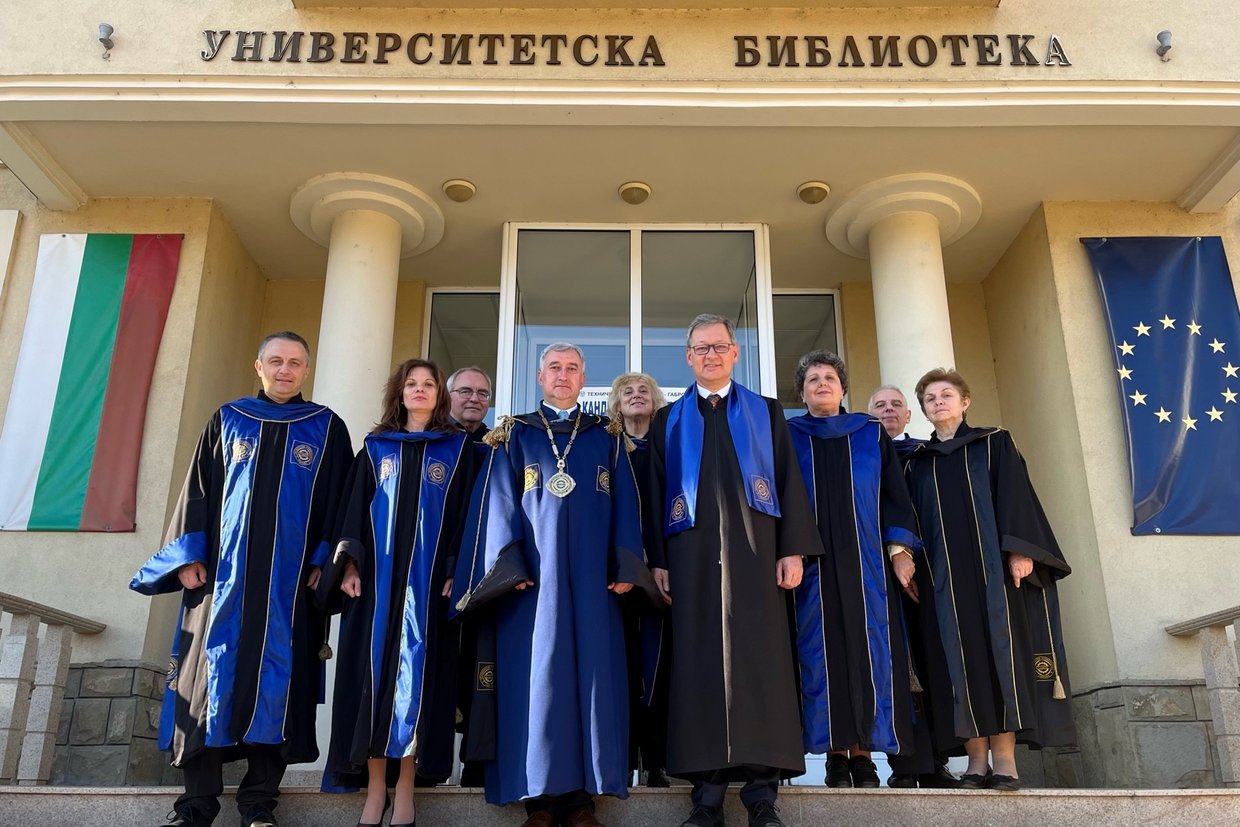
[52,660,174,786]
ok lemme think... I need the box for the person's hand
[1008,552,1034,588]
[305,566,321,590]
[340,561,361,598]
[442,577,454,598]
[609,582,634,594]
[177,562,207,590]
[514,580,535,591]
[776,556,803,589]
[652,568,672,604]
[892,551,915,589]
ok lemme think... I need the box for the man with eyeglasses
[647,314,822,827]
[447,366,493,442]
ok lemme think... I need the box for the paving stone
[1194,685,1213,721]
[64,668,82,700]
[1126,685,1197,722]
[133,697,162,739]
[70,698,110,746]
[80,668,134,698]
[127,737,167,786]
[1130,722,1211,788]
[64,745,129,786]
[1095,704,1139,788]
[1092,686,1126,710]
[107,697,136,744]
[1015,744,1046,786]
[132,668,156,700]
[57,698,74,745]
[49,746,70,785]
[1072,695,1104,787]
[1055,750,1086,788]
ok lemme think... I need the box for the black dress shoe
[160,808,211,827]
[240,807,277,827]
[919,762,960,788]
[680,804,724,827]
[958,770,991,789]
[887,772,918,788]
[849,755,881,788]
[825,753,852,787]
[747,800,785,827]
[646,767,671,787]
[987,773,1021,791]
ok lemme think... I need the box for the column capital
[824,173,981,259]
[290,172,444,258]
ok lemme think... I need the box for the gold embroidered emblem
[378,454,397,483]
[1033,654,1055,681]
[477,662,496,691]
[596,467,610,495]
[291,441,316,468]
[230,438,255,463]
[426,460,448,485]
[166,657,179,692]
[524,464,540,492]
[670,495,687,522]
[752,475,773,504]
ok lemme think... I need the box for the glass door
[496,225,774,416]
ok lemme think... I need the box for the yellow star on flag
[1187,320,1203,335]
[1182,415,1198,430]
[1129,390,1147,406]
[1224,388,1238,404]
[1118,341,1135,356]
[1207,407,1224,422]
[1225,363,1239,378]
[1210,339,1226,353]
[1159,315,1176,329]
[1134,321,1151,336]
[1117,366,1133,380]
[1155,407,1172,422]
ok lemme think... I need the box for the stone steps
[3,786,1240,827]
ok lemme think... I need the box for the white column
[290,173,445,446]
[825,173,981,437]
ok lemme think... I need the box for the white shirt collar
[696,382,732,400]
[892,431,909,441]
[541,401,579,418]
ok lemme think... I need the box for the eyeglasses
[689,343,734,356]
[450,388,491,400]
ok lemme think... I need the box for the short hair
[373,358,455,434]
[914,368,971,414]
[446,366,492,392]
[257,331,311,362]
[539,342,585,370]
[794,350,848,397]
[867,384,908,410]
[685,314,737,347]
[606,372,668,425]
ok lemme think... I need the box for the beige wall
[984,205,1118,689]
[2,1,1236,83]
[1035,199,1240,683]
[0,184,215,663]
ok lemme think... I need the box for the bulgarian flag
[0,233,182,532]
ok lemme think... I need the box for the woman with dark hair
[318,358,477,826]
[787,350,922,789]
[902,368,1074,791]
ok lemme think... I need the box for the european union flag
[1083,236,1240,535]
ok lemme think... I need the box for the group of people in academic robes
[130,322,1078,827]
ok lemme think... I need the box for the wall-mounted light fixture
[797,181,831,205]
[1156,30,1172,62]
[618,181,651,205]
[99,23,115,60]
[442,179,476,203]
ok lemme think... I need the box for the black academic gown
[647,391,822,779]
[130,392,353,766]
[319,430,477,788]
[903,423,1076,749]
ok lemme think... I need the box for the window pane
[427,292,500,427]
[773,293,839,416]
[641,231,759,393]
[513,230,630,413]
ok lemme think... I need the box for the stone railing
[1167,605,1240,788]
[0,591,105,785]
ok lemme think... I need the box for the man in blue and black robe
[452,343,655,827]
[130,331,352,827]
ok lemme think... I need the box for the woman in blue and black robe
[318,358,477,827]
[788,350,922,789]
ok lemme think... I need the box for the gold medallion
[547,469,576,498]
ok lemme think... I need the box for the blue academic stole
[206,399,332,747]
[364,430,465,756]
[663,382,780,536]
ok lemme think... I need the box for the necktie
[708,393,721,409]
[558,409,570,420]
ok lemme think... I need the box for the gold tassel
[1042,589,1066,700]
[1053,675,1066,700]
[909,665,924,694]
[318,616,333,660]
[482,415,517,447]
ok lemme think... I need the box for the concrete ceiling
[24,118,1239,287]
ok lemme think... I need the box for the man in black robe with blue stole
[130,332,352,827]
[647,315,822,827]
[451,343,655,827]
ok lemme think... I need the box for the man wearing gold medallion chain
[451,342,658,827]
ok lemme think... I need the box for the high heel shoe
[356,793,390,827]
